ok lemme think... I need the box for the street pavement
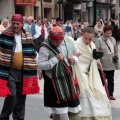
[0,71,120,120]
[0,45,120,120]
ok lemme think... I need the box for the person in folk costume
[0,14,39,120]
[38,24,81,120]
[1,19,10,30]
[65,20,74,38]
[94,19,104,38]
[0,19,10,34]
[69,27,112,120]
[28,16,36,37]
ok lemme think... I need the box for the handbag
[98,64,110,99]
[33,25,45,52]
[104,40,118,63]
[112,55,118,63]
[33,35,44,52]
[93,49,104,60]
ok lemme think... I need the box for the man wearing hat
[0,14,39,120]
[38,24,81,120]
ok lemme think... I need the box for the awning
[14,0,36,6]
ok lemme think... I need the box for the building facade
[0,0,60,21]
[113,0,120,22]
[82,0,116,25]
[63,0,116,25]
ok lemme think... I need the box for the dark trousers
[0,69,26,120]
[104,70,115,96]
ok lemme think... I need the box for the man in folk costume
[38,24,81,120]
[0,14,39,120]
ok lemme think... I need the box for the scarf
[41,25,45,40]
[41,38,79,104]
[0,27,39,97]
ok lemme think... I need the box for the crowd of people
[0,14,120,120]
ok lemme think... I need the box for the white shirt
[34,25,48,39]
[14,33,22,52]
[38,36,78,70]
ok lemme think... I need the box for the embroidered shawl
[0,27,39,97]
[74,37,112,118]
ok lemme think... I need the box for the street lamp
[93,0,96,27]
[41,0,43,19]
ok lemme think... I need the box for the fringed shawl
[0,27,39,97]
[74,37,112,118]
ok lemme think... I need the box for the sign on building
[81,3,86,12]
[14,0,36,5]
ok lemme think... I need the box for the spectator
[28,16,36,37]
[95,25,119,100]
[65,20,73,37]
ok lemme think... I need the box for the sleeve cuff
[73,56,79,64]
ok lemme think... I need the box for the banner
[14,0,36,5]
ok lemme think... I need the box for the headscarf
[1,19,10,29]
[11,14,23,23]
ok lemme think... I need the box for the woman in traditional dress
[69,27,112,120]
[94,20,104,38]
[65,20,73,38]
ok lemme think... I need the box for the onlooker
[33,19,48,51]
[115,16,119,27]
[76,24,82,38]
[111,20,120,44]
[65,20,73,37]
[95,25,119,100]
[56,17,61,27]
[28,16,36,37]
[23,16,29,32]
[43,18,51,34]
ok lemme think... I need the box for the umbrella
[99,64,110,99]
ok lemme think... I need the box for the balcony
[43,0,52,2]
[67,0,81,4]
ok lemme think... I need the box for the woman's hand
[68,57,75,64]
[97,62,102,70]
[38,69,43,80]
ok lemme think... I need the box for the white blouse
[34,25,48,39]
